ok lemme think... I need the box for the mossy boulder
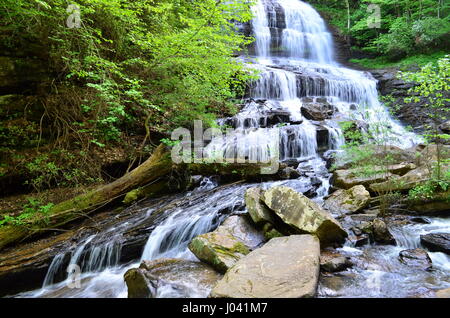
[261,186,347,245]
[324,185,371,216]
[188,215,265,273]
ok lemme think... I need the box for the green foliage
[0,0,256,142]
[0,198,54,228]
[409,162,450,200]
[310,0,450,61]
[350,52,448,70]
[401,56,450,200]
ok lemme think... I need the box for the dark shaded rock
[399,248,433,270]
[421,233,450,255]
[279,167,301,180]
[301,102,335,121]
[439,120,450,134]
[410,217,431,224]
[124,268,155,298]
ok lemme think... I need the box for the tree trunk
[0,144,173,251]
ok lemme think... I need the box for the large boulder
[324,185,371,216]
[188,215,265,273]
[261,186,347,245]
[399,249,433,270]
[125,259,222,298]
[210,235,320,298]
[420,233,450,255]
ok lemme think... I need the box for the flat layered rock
[333,169,398,190]
[210,235,320,298]
[399,248,432,270]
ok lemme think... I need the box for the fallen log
[0,144,173,251]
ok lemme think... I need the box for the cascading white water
[251,0,271,60]
[278,0,334,63]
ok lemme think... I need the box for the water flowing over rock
[210,235,320,298]
[261,186,347,245]
[399,249,433,271]
[420,233,450,255]
[188,216,265,273]
[324,185,371,216]
[125,259,222,298]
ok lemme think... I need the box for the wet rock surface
[320,250,353,273]
[399,249,433,271]
[125,259,222,298]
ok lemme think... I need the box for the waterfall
[29,0,431,299]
